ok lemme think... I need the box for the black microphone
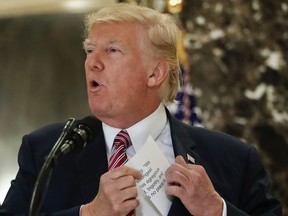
[29,116,97,216]
[59,116,97,155]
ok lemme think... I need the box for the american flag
[168,65,202,127]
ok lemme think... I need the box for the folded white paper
[126,136,172,216]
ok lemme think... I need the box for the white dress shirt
[102,103,227,216]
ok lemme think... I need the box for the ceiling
[0,0,116,19]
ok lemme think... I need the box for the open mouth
[88,79,101,92]
[91,80,99,87]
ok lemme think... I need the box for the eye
[85,48,93,54]
[107,47,120,53]
[84,44,94,54]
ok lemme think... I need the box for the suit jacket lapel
[166,109,200,216]
[166,109,200,165]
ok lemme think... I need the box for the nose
[85,52,104,72]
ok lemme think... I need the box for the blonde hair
[84,3,180,103]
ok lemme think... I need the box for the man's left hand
[165,155,223,216]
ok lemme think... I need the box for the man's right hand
[81,166,142,216]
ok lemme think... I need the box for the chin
[89,101,102,114]
[89,102,110,117]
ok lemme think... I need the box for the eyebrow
[83,38,126,50]
[107,39,126,48]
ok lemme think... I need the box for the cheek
[108,61,149,98]
[109,79,137,103]
[84,63,89,80]
[121,79,147,103]
[122,72,145,89]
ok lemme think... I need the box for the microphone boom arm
[29,118,77,216]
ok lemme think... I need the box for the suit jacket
[0,111,282,215]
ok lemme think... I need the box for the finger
[104,174,138,197]
[165,170,188,187]
[98,171,138,201]
[121,185,138,201]
[175,155,186,165]
[112,184,138,204]
[110,166,142,180]
[101,177,138,203]
[117,175,137,190]
[165,163,189,176]
[165,168,188,184]
[166,162,198,182]
[166,184,186,198]
[175,155,195,170]
[112,196,140,215]
[166,156,191,175]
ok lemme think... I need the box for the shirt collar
[102,103,167,153]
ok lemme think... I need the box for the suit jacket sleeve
[225,147,282,215]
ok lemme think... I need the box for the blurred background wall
[0,0,114,203]
[0,0,287,214]
[179,1,288,214]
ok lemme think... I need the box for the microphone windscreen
[76,116,98,142]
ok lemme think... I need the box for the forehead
[87,22,146,45]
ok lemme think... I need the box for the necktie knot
[114,130,132,150]
[108,130,132,171]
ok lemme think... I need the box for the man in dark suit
[0,3,282,216]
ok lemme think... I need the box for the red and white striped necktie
[108,130,134,216]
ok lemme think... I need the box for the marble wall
[180,0,288,214]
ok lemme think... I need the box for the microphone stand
[29,118,76,216]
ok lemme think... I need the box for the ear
[147,61,169,87]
